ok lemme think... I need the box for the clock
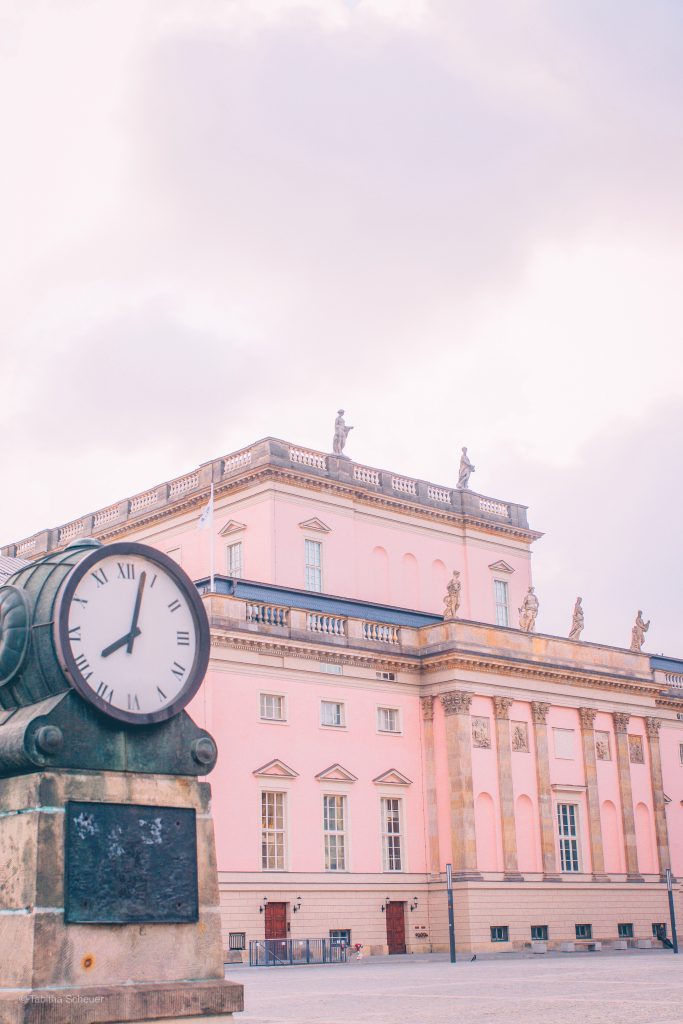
[53,542,210,725]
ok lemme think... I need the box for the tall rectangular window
[381,797,403,871]
[377,707,400,733]
[494,580,509,626]
[305,540,323,591]
[323,795,347,870]
[259,693,286,722]
[321,700,345,727]
[557,803,580,872]
[227,542,243,577]
[261,792,286,870]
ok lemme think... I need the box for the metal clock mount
[0,538,218,777]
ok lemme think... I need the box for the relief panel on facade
[595,731,611,761]
[511,721,529,753]
[472,717,491,748]
[628,734,645,764]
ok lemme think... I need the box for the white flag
[198,484,214,529]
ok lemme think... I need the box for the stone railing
[391,475,417,496]
[353,465,380,485]
[169,472,200,499]
[130,489,159,514]
[15,537,37,557]
[93,504,120,528]
[223,449,252,474]
[363,621,400,644]
[58,520,87,545]
[289,447,327,470]
[428,485,451,503]
[307,612,346,636]
[479,497,510,517]
[246,602,288,627]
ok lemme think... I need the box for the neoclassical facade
[4,437,683,954]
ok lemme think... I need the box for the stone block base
[0,981,244,1024]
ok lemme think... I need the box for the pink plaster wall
[594,714,625,873]
[660,727,683,876]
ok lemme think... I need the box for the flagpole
[209,482,215,594]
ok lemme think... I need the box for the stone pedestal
[0,771,243,1023]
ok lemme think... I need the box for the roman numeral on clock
[171,662,186,681]
[127,694,140,711]
[117,562,135,580]
[96,681,114,702]
[68,625,81,642]
[74,653,93,681]
[73,597,88,607]
[176,631,190,646]
[168,599,181,613]
[91,568,108,588]
[156,686,167,702]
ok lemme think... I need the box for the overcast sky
[2,0,682,654]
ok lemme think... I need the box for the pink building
[4,436,683,955]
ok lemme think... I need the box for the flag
[198,485,214,529]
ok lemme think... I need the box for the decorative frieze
[531,701,550,724]
[441,691,473,716]
[511,722,529,753]
[595,731,611,761]
[471,717,491,748]
[420,696,435,721]
[493,696,514,720]
[628,735,645,764]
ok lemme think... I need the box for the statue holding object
[443,570,462,620]
[568,596,584,641]
[519,586,539,633]
[630,610,650,652]
[333,409,353,456]
[456,447,475,490]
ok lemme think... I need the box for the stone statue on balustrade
[333,409,353,457]
[456,447,475,490]
[443,570,462,620]
[568,596,584,641]
[630,610,650,652]
[519,586,539,633]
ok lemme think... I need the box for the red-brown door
[265,902,287,939]
[385,902,406,954]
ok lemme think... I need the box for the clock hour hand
[126,571,147,654]
[101,627,141,658]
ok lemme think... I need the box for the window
[329,929,351,948]
[553,728,575,760]
[260,693,286,722]
[575,923,592,940]
[653,922,667,938]
[381,797,403,871]
[227,542,243,577]
[377,707,400,733]
[229,931,246,950]
[376,671,396,681]
[531,925,548,941]
[490,926,509,942]
[320,662,342,675]
[679,742,683,766]
[323,795,347,870]
[321,701,345,728]
[557,803,580,872]
[261,792,286,870]
[618,923,634,938]
[494,580,509,626]
[305,540,323,592]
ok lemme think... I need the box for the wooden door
[265,901,287,939]
[385,902,406,954]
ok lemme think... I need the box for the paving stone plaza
[230,952,683,1024]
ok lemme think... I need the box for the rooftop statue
[568,596,584,641]
[519,586,539,633]
[443,570,462,620]
[456,447,475,490]
[333,409,353,456]
[630,610,650,652]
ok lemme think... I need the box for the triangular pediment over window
[298,517,331,533]
[219,520,247,537]
[488,559,514,574]
[372,769,412,787]
[253,759,299,779]
[315,764,358,783]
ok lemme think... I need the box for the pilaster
[420,696,441,876]
[578,707,608,881]
[645,717,672,880]
[440,691,481,879]
[531,701,560,880]
[493,696,522,880]
[613,712,643,881]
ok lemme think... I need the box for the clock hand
[126,571,147,654]
[101,627,141,658]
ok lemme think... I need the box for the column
[440,691,481,879]
[420,696,441,876]
[493,696,522,880]
[531,701,560,879]
[613,712,643,881]
[578,707,608,880]
[645,717,672,879]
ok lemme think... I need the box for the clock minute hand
[126,571,147,654]
[101,627,141,658]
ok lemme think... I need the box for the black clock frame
[53,541,210,726]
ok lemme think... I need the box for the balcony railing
[249,938,346,967]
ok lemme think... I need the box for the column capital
[579,707,598,730]
[645,717,662,738]
[493,696,514,720]
[613,711,631,734]
[441,691,473,716]
[420,696,435,721]
[531,701,550,724]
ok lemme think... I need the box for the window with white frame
[305,540,323,592]
[494,580,509,626]
[323,795,347,870]
[259,693,286,722]
[381,797,403,871]
[679,742,683,766]
[321,700,345,728]
[377,706,401,733]
[261,791,286,870]
[227,541,243,577]
[557,803,580,872]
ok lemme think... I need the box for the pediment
[253,759,299,779]
[219,519,247,537]
[488,560,514,574]
[298,517,331,534]
[315,764,358,783]
[373,769,412,787]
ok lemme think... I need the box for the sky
[2,0,683,653]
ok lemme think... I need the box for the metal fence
[249,938,347,967]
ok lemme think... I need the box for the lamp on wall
[292,897,303,913]
[409,897,419,912]
[380,897,391,913]
[259,897,269,914]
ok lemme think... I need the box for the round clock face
[54,542,209,725]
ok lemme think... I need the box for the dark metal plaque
[64,800,198,924]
